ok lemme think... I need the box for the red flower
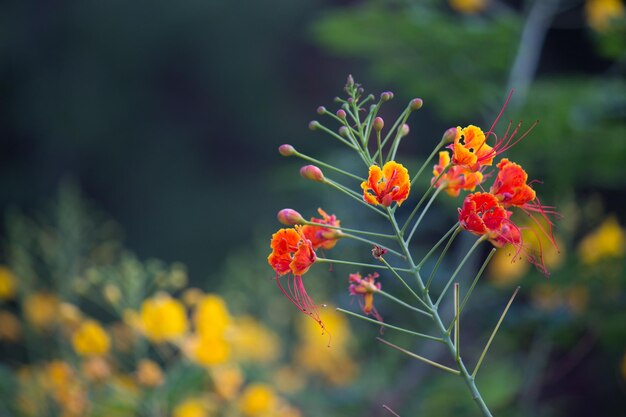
[459,192,549,275]
[490,158,559,251]
[301,208,343,250]
[268,227,326,330]
[361,161,410,207]
[432,151,484,197]
[348,272,383,322]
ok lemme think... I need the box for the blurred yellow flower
[488,245,530,285]
[140,293,188,343]
[449,0,488,14]
[173,398,212,417]
[184,334,230,366]
[0,266,17,300]
[238,383,277,416]
[103,283,122,305]
[585,0,625,31]
[294,306,358,386]
[23,292,59,330]
[72,319,111,357]
[621,352,626,379]
[578,216,625,264]
[136,359,165,387]
[194,294,230,338]
[211,365,244,400]
[230,316,280,362]
[0,310,22,342]
[82,357,111,382]
[58,303,83,330]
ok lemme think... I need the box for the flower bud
[339,126,350,137]
[336,109,347,119]
[373,117,384,132]
[410,98,423,110]
[442,127,457,144]
[308,120,320,131]
[380,91,394,102]
[316,106,326,115]
[277,209,305,226]
[300,165,325,182]
[278,144,296,156]
[372,245,388,260]
[400,124,410,137]
[346,74,355,90]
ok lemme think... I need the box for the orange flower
[490,158,535,207]
[361,161,410,207]
[490,158,559,251]
[450,125,494,172]
[348,272,382,322]
[301,208,343,250]
[450,92,537,172]
[432,151,483,197]
[268,227,325,331]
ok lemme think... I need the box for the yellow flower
[578,216,625,264]
[182,287,205,307]
[585,0,625,31]
[72,319,111,357]
[211,365,244,400]
[136,359,165,387]
[449,0,488,14]
[184,334,230,366]
[140,293,188,343]
[238,383,277,416]
[230,316,280,363]
[0,266,17,300]
[173,398,212,417]
[298,305,350,348]
[0,310,22,342]
[488,245,530,285]
[194,294,230,338]
[23,292,59,330]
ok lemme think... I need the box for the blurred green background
[1,0,625,416]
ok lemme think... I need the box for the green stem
[416,223,460,270]
[472,287,520,379]
[323,178,387,218]
[316,123,358,150]
[401,165,450,234]
[342,232,404,258]
[301,220,395,239]
[410,138,446,186]
[435,235,487,307]
[316,258,413,272]
[406,185,445,244]
[293,151,363,181]
[378,256,430,311]
[425,227,462,290]
[377,289,432,318]
[373,106,410,161]
[337,308,441,342]
[385,210,494,417]
[377,337,459,374]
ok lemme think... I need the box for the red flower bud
[442,127,457,144]
[373,117,384,132]
[336,109,347,119]
[300,165,325,182]
[381,91,394,102]
[339,126,350,137]
[277,209,305,226]
[308,121,320,131]
[316,106,326,115]
[400,124,410,137]
[278,144,296,157]
[410,98,423,110]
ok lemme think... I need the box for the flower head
[72,319,111,357]
[348,272,383,322]
[459,192,549,275]
[361,161,410,207]
[268,227,325,332]
[139,294,188,343]
[450,125,494,171]
[301,208,343,250]
[490,158,559,251]
[432,151,484,197]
